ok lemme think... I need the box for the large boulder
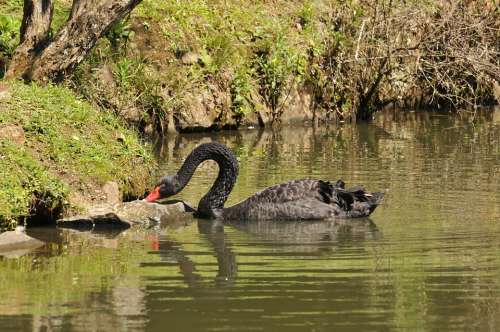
[174,83,232,131]
[58,200,193,230]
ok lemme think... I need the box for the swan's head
[144,175,180,202]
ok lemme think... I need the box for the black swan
[145,142,384,221]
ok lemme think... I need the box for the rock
[67,191,92,213]
[113,200,188,223]
[144,123,155,135]
[0,84,11,100]
[0,124,25,145]
[58,200,191,230]
[180,52,200,65]
[212,88,233,127]
[280,84,314,124]
[102,181,120,204]
[120,106,142,124]
[175,88,221,131]
[0,230,45,257]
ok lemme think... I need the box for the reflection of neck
[198,220,237,285]
[175,143,239,217]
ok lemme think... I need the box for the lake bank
[1,1,498,135]
[0,81,155,230]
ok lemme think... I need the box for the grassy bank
[1,1,498,134]
[0,81,154,229]
[76,0,500,129]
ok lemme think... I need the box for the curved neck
[175,143,239,217]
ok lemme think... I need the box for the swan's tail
[365,191,384,215]
[330,180,385,218]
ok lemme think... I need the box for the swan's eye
[159,182,176,197]
[159,184,169,196]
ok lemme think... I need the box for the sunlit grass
[0,81,155,228]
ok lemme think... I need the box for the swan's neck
[175,143,239,218]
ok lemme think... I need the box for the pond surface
[1,109,500,331]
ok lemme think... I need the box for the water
[1,109,499,331]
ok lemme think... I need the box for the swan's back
[221,179,384,221]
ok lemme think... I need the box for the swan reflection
[157,218,380,288]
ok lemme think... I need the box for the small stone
[180,52,200,65]
[143,123,154,135]
[0,84,11,100]
[0,124,25,145]
[102,181,121,205]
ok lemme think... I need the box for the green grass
[0,80,155,229]
[0,141,67,228]
[68,0,332,130]
[0,0,340,128]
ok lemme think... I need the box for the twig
[355,19,367,61]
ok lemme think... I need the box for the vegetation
[0,142,67,229]
[1,0,498,133]
[73,0,499,131]
[0,81,154,229]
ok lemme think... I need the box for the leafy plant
[231,68,253,116]
[0,141,68,228]
[254,34,305,117]
[106,17,134,49]
[0,14,20,56]
[113,58,144,89]
[298,3,315,27]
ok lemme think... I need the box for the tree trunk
[6,0,142,82]
[5,0,54,79]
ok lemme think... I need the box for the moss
[0,80,155,229]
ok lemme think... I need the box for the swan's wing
[244,179,329,205]
[243,199,335,221]
[348,191,385,217]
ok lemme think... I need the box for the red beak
[144,186,161,202]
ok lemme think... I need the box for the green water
[1,109,499,331]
